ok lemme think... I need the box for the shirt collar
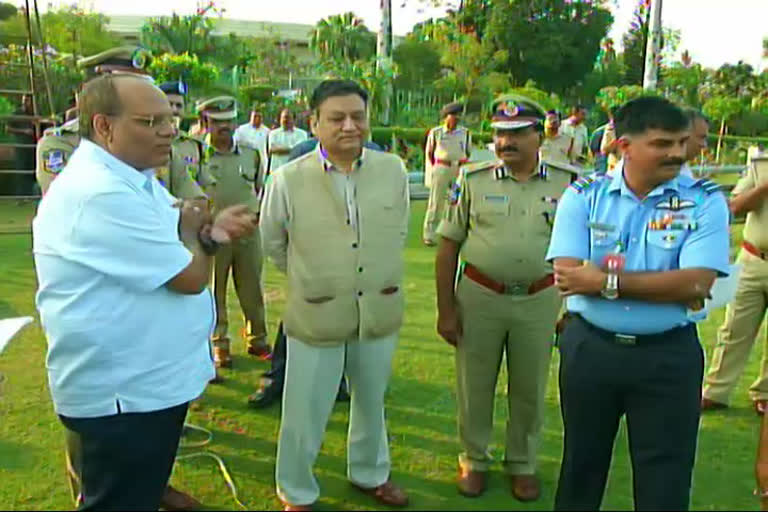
[317,143,365,173]
[493,158,548,181]
[78,139,150,191]
[609,158,681,198]
[203,133,240,156]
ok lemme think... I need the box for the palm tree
[309,12,376,63]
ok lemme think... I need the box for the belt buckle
[503,282,527,295]
[614,334,637,346]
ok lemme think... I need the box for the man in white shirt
[234,106,270,174]
[268,109,308,172]
[33,73,257,511]
[559,105,589,165]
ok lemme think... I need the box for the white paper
[0,317,33,354]
[687,264,741,320]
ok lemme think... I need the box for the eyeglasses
[128,114,176,129]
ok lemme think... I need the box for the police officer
[197,96,270,368]
[702,144,768,414]
[546,96,730,511]
[436,94,576,501]
[423,102,472,246]
[157,80,216,200]
[35,46,153,195]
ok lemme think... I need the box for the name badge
[587,222,616,232]
[483,194,508,203]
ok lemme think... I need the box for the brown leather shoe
[701,397,728,411]
[509,474,540,502]
[160,485,202,511]
[352,479,409,507]
[282,504,312,512]
[213,343,232,369]
[457,465,487,497]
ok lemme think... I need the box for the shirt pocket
[646,230,686,269]
[474,196,509,222]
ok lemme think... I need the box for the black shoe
[247,377,282,409]
[336,379,350,402]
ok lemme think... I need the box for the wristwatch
[198,227,220,256]
[601,271,619,300]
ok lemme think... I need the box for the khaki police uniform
[197,96,267,364]
[703,156,768,405]
[438,94,576,478]
[423,122,472,243]
[35,46,153,196]
[36,119,79,195]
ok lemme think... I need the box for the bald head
[81,74,175,170]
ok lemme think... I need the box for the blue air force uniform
[545,169,730,510]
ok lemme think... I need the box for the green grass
[0,200,762,511]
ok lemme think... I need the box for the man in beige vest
[261,79,409,512]
[423,102,472,246]
[197,96,270,368]
[702,153,768,415]
[436,94,576,501]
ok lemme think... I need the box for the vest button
[358,267,363,272]
[352,243,358,248]
[357,291,363,297]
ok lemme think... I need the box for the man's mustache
[661,158,685,166]
[497,145,519,153]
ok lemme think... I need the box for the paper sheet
[0,316,33,354]
[687,264,741,321]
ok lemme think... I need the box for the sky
[60,0,767,71]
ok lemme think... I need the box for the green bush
[370,126,493,150]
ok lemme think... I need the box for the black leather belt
[573,314,695,346]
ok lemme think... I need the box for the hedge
[370,126,493,149]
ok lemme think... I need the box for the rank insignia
[570,175,596,193]
[45,150,65,173]
[500,101,519,117]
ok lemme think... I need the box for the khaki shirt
[426,125,471,167]
[36,119,80,195]
[735,157,768,248]
[202,140,263,214]
[165,133,216,199]
[438,159,575,284]
[541,133,573,166]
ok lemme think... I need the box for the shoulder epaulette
[460,160,496,176]
[542,159,581,176]
[569,174,603,193]
[693,178,721,195]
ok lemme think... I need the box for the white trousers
[275,333,398,506]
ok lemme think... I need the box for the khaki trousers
[455,276,559,475]
[211,234,266,349]
[422,163,459,243]
[704,249,768,403]
[276,334,398,506]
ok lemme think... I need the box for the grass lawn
[0,199,762,511]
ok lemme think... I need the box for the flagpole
[642,0,663,90]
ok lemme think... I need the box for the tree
[0,5,120,57]
[309,12,376,63]
[483,0,613,94]
[392,39,442,90]
[140,8,219,58]
[0,1,16,21]
[660,61,709,108]
[432,23,507,114]
[702,96,747,163]
[147,52,220,94]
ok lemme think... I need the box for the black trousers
[555,316,703,511]
[60,402,189,511]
